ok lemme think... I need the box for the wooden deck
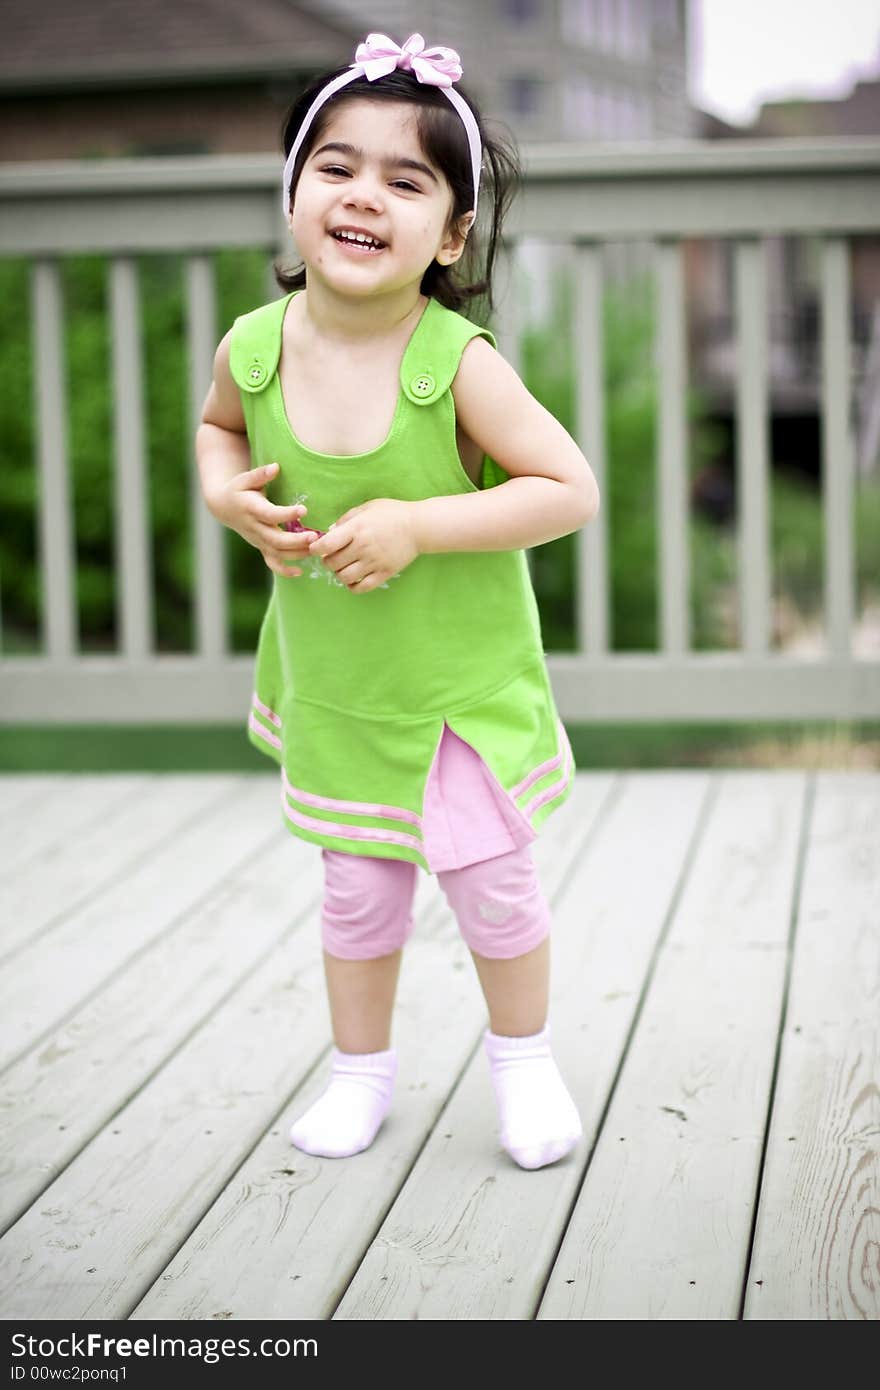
[0,767,877,1321]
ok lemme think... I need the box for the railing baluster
[109,257,153,662]
[572,239,609,654]
[820,237,855,661]
[185,255,226,661]
[493,236,523,378]
[734,237,771,655]
[655,238,689,655]
[494,238,533,579]
[31,259,76,661]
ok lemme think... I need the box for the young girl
[196,33,599,1172]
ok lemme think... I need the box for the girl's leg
[288,849,417,1159]
[437,846,582,1170]
[468,934,550,1037]
[322,948,403,1054]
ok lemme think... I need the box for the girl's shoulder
[405,297,497,391]
[227,293,293,396]
[425,296,496,348]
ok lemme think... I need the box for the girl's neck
[296,280,428,348]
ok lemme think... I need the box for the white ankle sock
[288,1045,398,1158]
[483,1021,582,1170]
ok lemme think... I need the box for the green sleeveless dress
[229,290,575,874]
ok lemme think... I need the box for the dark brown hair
[273,64,522,323]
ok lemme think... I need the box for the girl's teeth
[334,232,383,249]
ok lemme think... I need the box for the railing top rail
[0,136,878,202]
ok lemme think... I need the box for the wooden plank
[0,776,75,825]
[820,239,856,659]
[572,240,609,655]
[0,778,319,1230]
[185,254,227,662]
[0,773,228,959]
[538,770,807,1319]
[0,775,271,1063]
[492,238,522,378]
[129,773,610,1320]
[655,239,689,655]
[0,774,153,890]
[744,772,880,1319]
[31,260,76,661]
[109,257,152,661]
[734,238,771,654]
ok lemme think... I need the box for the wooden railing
[1,137,878,724]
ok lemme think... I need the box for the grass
[0,721,876,773]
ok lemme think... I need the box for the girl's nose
[343,172,383,209]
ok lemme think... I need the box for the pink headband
[281,32,482,221]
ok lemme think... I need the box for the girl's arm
[196,331,318,578]
[410,336,599,554]
[196,329,252,517]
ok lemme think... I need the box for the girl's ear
[437,210,475,266]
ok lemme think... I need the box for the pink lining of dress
[420,722,536,872]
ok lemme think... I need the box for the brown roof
[0,0,359,91]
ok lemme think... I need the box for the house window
[561,0,595,45]
[507,75,543,116]
[563,76,596,136]
[500,0,539,21]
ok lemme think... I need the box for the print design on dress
[292,492,403,590]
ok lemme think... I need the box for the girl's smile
[329,230,388,256]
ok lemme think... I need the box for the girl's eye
[320,166,420,192]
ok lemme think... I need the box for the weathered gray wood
[0,776,267,1064]
[0,769,875,1320]
[820,239,856,660]
[538,770,808,1318]
[129,773,611,1320]
[109,258,153,662]
[655,239,689,654]
[493,239,523,379]
[572,240,609,654]
[734,238,771,654]
[2,652,879,722]
[31,260,76,661]
[744,773,880,1320]
[186,255,227,662]
[2,143,879,255]
[0,779,318,1230]
[0,776,74,826]
[0,774,152,894]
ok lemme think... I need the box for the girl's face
[288,99,473,298]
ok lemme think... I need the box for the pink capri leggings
[320,845,553,961]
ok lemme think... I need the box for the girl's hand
[211,462,320,578]
[308,499,419,593]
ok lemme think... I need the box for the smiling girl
[195,33,600,1172]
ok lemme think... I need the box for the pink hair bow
[353,32,463,87]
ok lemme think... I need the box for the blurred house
[309,0,692,140]
[687,78,880,482]
[0,0,691,165]
[0,0,359,162]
